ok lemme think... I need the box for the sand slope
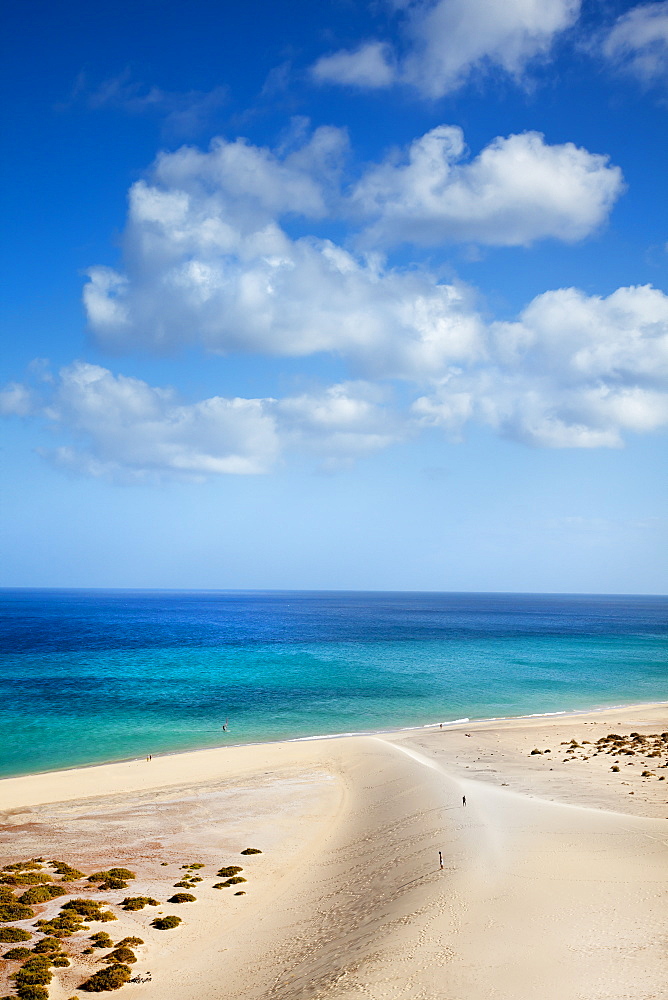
[1,704,667,1000]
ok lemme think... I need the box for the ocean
[0,589,666,779]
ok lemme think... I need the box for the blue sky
[1,0,666,592]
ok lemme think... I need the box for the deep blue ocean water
[0,589,666,778]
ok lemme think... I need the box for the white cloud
[601,2,668,84]
[5,282,668,480]
[311,42,395,88]
[0,382,34,416]
[83,125,621,369]
[311,0,580,97]
[83,131,485,374]
[8,363,403,481]
[353,127,623,247]
[414,284,668,447]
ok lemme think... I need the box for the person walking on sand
[462,795,466,807]
[438,851,443,870]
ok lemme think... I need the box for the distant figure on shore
[438,851,443,870]
[439,723,443,729]
[222,718,228,732]
[462,795,466,807]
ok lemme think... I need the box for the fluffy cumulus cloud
[5,362,402,481]
[413,284,668,447]
[601,1,668,84]
[353,127,623,247]
[312,0,580,97]
[83,128,491,373]
[7,282,668,478]
[83,125,621,365]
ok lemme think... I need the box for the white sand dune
[1,704,666,1000]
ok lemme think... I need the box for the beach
[1,703,667,1000]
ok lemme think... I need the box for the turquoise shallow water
[1,589,666,778]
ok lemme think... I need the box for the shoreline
[2,696,667,784]
[1,701,666,999]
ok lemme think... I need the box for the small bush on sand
[90,932,114,948]
[50,862,84,882]
[87,869,135,883]
[120,897,159,911]
[0,927,32,942]
[62,899,116,921]
[115,936,143,948]
[103,946,136,964]
[79,963,132,992]
[167,894,196,903]
[234,891,246,896]
[0,873,52,886]
[19,884,66,904]
[12,955,53,987]
[98,878,128,890]
[216,867,243,878]
[0,902,34,921]
[32,937,62,953]
[151,916,181,930]
[3,946,32,959]
[224,877,246,886]
[173,881,191,888]
[240,848,262,855]
[611,765,620,772]
[35,909,88,936]
[52,955,70,967]
[3,861,43,872]
[15,986,50,1000]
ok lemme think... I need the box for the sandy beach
[1,702,667,1000]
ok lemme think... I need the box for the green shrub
[217,867,243,877]
[61,899,116,922]
[12,955,53,987]
[240,848,262,855]
[224,877,246,886]
[19,884,66,904]
[50,862,84,882]
[0,873,52,886]
[16,986,50,1000]
[0,926,31,942]
[0,902,34,921]
[3,946,32,959]
[103,946,136,964]
[87,868,135,883]
[52,955,70,967]
[167,893,196,903]
[34,910,88,936]
[234,891,246,896]
[97,878,128,890]
[181,863,204,870]
[173,881,191,888]
[212,883,228,889]
[79,963,132,992]
[120,897,159,911]
[189,877,202,883]
[3,860,43,872]
[115,936,143,948]
[32,937,62,953]
[90,932,114,948]
[151,916,181,930]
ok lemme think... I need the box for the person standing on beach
[462,795,466,807]
[438,851,443,870]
